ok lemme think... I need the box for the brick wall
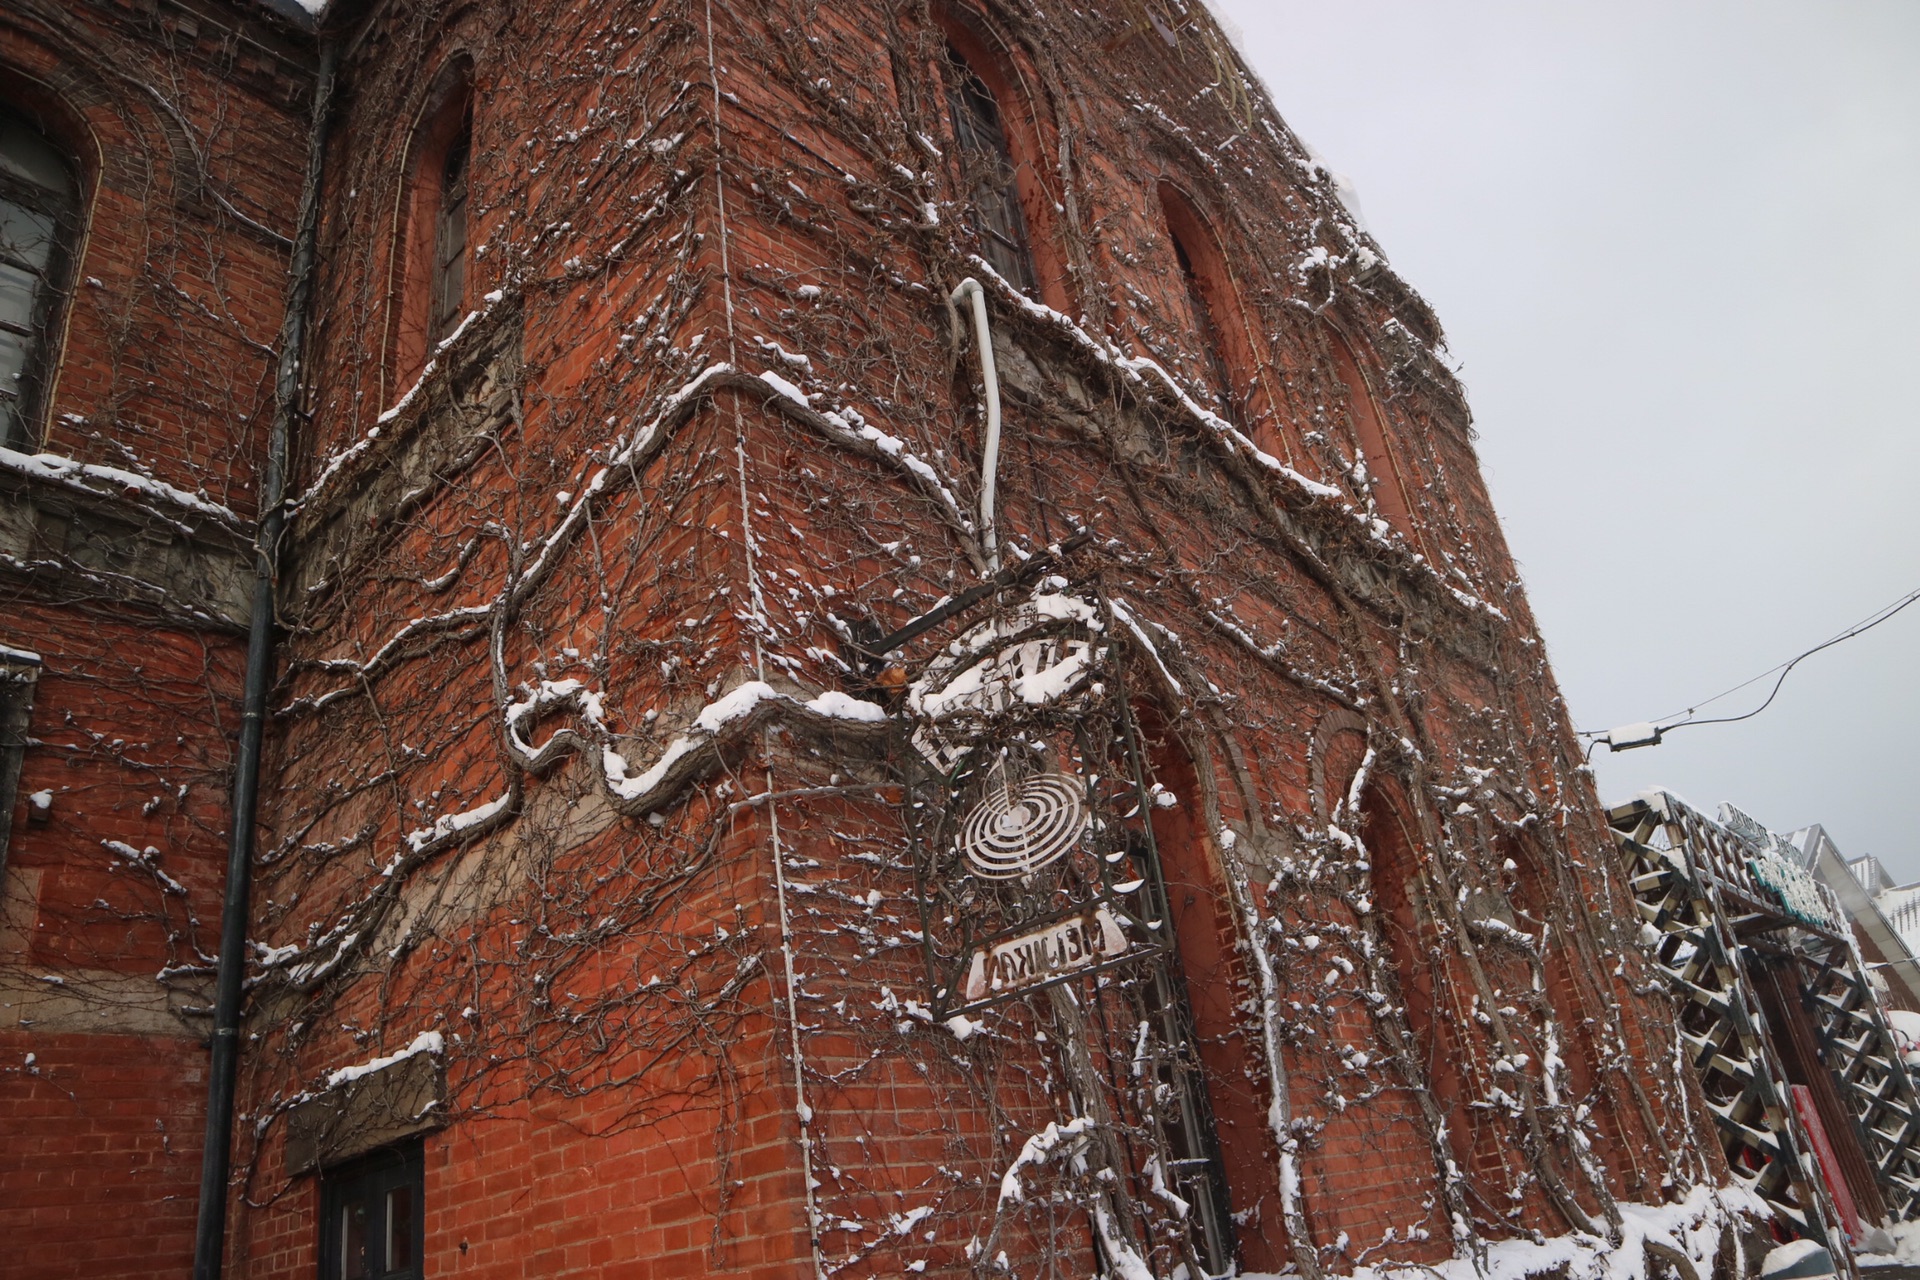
[0,1,309,1275]
[4,1,1730,1277]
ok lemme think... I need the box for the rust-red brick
[1,2,1733,1278]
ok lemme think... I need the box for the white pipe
[950,278,1003,573]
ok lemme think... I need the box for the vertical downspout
[948,278,1003,574]
[192,37,338,1280]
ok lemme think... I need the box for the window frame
[386,58,476,404]
[1155,183,1291,469]
[941,42,1037,295]
[426,107,471,350]
[0,99,82,451]
[1326,329,1423,550]
[932,13,1068,311]
[0,649,38,870]
[317,1141,425,1280]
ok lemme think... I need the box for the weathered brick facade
[3,2,1758,1278]
[0,1,309,1272]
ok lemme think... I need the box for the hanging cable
[1583,582,1920,753]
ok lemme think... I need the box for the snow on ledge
[324,1030,443,1090]
[0,445,239,523]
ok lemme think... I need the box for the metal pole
[192,37,337,1280]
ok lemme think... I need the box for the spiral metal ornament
[957,772,1087,879]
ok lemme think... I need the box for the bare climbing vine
[3,0,1743,1275]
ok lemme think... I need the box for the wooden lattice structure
[1800,933,1920,1217]
[1611,792,1920,1250]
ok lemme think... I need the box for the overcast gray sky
[1212,1,1920,874]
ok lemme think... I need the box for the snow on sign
[962,906,1129,1003]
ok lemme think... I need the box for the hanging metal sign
[893,585,1164,1018]
[960,904,1130,1003]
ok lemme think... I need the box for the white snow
[758,370,811,406]
[0,445,238,523]
[963,262,1503,617]
[1857,1216,1920,1266]
[803,689,889,723]
[323,1030,443,1090]
[997,1116,1096,1207]
[755,367,974,536]
[1606,722,1662,750]
[505,679,608,761]
[1884,1008,1920,1068]
[295,309,482,513]
[603,682,887,804]
[405,794,510,852]
[102,839,187,896]
[1760,1241,1831,1277]
[1259,1182,1768,1280]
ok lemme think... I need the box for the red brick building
[2,2,1764,1278]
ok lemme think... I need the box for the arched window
[389,63,474,395]
[1131,710,1300,1272]
[941,42,1037,294]
[1328,332,1419,544]
[0,103,79,449]
[1159,185,1260,427]
[1170,235,1237,416]
[426,109,471,348]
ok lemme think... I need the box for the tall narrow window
[943,44,1037,294]
[1159,185,1273,451]
[1129,832,1238,1274]
[0,650,37,868]
[1328,333,1418,542]
[426,109,470,348]
[389,63,474,396]
[1170,233,1238,419]
[0,105,78,449]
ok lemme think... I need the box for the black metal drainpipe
[193,36,338,1280]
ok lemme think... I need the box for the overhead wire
[1580,582,1920,750]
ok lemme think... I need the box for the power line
[1581,583,1920,753]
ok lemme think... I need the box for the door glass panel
[340,1197,371,1280]
[385,1183,415,1270]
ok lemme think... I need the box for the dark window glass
[319,1144,423,1280]
[1171,234,1238,421]
[428,112,471,348]
[1129,834,1237,1274]
[0,106,78,449]
[1328,334,1416,538]
[0,654,37,868]
[943,46,1036,293]
[385,1184,415,1270]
